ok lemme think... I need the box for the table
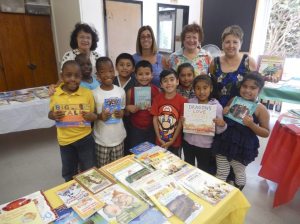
[259,78,300,104]
[0,91,54,134]
[258,115,300,207]
[44,162,250,224]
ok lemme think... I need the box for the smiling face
[135,66,153,86]
[116,59,134,79]
[239,79,260,101]
[160,73,179,94]
[77,30,92,52]
[61,63,82,93]
[140,29,153,50]
[76,56,92,79]
[97,61,115,88]
[194,80,212,103]
[179,67,194,89]
[222,34,241,58]
[183,32,199,51]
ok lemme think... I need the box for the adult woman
[61,23,100,74]
[169,23,212,76]
[133,25,167,87]
[209,25,257,107]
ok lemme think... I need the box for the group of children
[49,52,270,190]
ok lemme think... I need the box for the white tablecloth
[0,98,54,134]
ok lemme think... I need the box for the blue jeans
[59,134,96,181]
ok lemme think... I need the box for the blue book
[134,87,151,110]
[103,97,122,124]
[129,207,169,224]
[129,141,155,155]
[225,96,258,125]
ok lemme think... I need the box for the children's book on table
[129,141,155,155]
[134,86,151,110]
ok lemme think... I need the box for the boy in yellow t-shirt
[48,60,97,181]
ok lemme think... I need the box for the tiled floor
[0,107,299,223]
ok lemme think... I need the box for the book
[135,146,167,166]
[56,183,89,208]
[0,191,56,224]
[8,92,35,102]
[129,207,170,224]
[225,96,258,125]
[30,87,49,99]
[0,201,43,224]
[183,103,217,136]
[258,55,285,82]
[74,168,115,194]
[54,104,91,127]
[103,97,122,124]
[129,141,155,155]
[94,184,149,224]
[134,86,151,110]
[178,168,234,205]
[142,177,202,223]
[72,195,104,220]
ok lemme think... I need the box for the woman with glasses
[169,23,212,77]
[133,26,168,87]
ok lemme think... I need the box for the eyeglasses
[140,35,152,40]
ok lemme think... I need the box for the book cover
[72,195,104,220]
[54,104,91,127]
[150,153,187,175]
[0,191,56,224]
[258,55,285,81]
[129,207,170,224]
[56,183,89,208]
[178,168,233,205]
[74,168,115,194]
[94,184,149,224]
[103,97,122,124]
[225,96,258,125]
[129,141,155,155]
[135,146,167,166]
[30,87,49,99]
[142,177,202,223]
[8,93,35,103]
[183,103,217,136]
[0,201,43,224]
[134,87,151,110]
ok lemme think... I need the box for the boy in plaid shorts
[92,57,126,167]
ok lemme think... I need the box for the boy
[113,53,136,92]
[48,60,97,181]
[151,69,187,156]
[93,57,126,167]
[126,60,160,148]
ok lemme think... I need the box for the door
[104,0,142,65]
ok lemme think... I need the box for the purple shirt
[184,98,227,148]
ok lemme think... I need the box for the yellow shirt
[50,86,95,146]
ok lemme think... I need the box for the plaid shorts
[95,142,124,168]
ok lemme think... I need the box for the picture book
[103,97,122,124]
[142,177,202,223]
[0,191,56,224]
[135,146,167,166]
[258,55,285,82]
[0,201,43,224]
[74,168,115,194]
[183,103,217,136]
[30,87,49,99]
[95,184,149,224]
[134,86,151,110]
[129,141,155,155]
[178,168,234,205]
[225,96,258,125]
[103,156,139,176]
[8,92,35,103]
[56,183,89,208]
[54,104,91,127]
[129,207,170,224]
[72,195,104,220]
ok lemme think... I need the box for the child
[177,62,196,99]
[126,60,160,148]
[183,75,227,174]
[48,60,97,181]
[113,53,136,92]
[75,53,100,90]
[213,72,270,190]
[93,57,126,167]
[150,69,187,156]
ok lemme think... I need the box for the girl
[177,63,196,99]
[213,72,270,190]
[183,75,227,174]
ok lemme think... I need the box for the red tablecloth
[258,117,300,207]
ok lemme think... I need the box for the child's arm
[214,103,227,134]
[97,108,111,121]
[162,117,183,149]
[153,115,165,145]
[82,112,97,122]
[125,88,138,114]
[243,104,270,138]
[114,109,124,119]
[48,110,64,121]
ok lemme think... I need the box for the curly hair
[181,23,204,44]
[70,23,99,51]
[136,25,158,55]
